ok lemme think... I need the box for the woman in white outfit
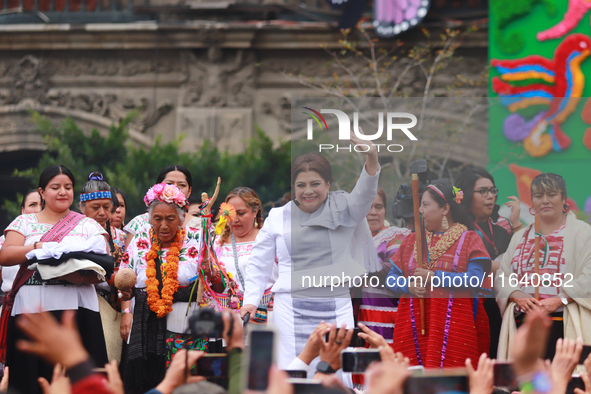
[240,134,380,371]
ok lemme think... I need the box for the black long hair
[156,165,193,190]
[425,182,475,231]
[38,165,76,190]
[111,187,127,209]
[455,167,500,222]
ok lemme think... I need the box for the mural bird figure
[537,0,591,41]
[491,34,591,157]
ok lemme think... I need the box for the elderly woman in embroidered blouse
[0,165,109,394]
[496,173,591,361]
[119,183,224,394]
[240,132,380,373]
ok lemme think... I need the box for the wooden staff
[196,177,222,303]
[412,174,426,336]
[534,214,541,300]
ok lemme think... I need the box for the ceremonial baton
[412,173,426,336]
[534,214,541,300]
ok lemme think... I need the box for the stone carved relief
[181,47,255,108]
[261,96,291,133]
[46,91,173,133]
[176,107,253,154]
[0,55,173,133]
[46,55,182,77]
[0,55,52,105]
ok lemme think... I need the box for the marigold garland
[145,229,185,318]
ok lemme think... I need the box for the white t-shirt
[4,213,107,315]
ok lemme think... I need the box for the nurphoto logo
[302,107,418,152]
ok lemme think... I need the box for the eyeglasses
[474,187,498,197]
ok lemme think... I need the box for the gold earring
[442,216,449,230]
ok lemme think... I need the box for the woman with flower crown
[119,183,226,394]
[123,165,194,249]
[386,182,492,369]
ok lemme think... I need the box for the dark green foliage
[2,113,291,220]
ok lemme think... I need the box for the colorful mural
[489,0,591,218]
[373,0,430,38]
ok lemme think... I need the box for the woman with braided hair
[386,182,492,369]
[79,172,126,363]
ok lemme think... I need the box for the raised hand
[318,323,354,371]
[349,128,379,176]
[16,311,89,369]
[357,322,389,349]
[574,352,591,394]
[466,353,494,394]
[155,349,205,394]
[38,364,71,394]
[505,196,522,229]
[550,338,583,394]
[510,308,551,376]
[299,321,331,365]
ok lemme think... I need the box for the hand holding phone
[155,349,204,394]
[194,354,228,378]
[357,322,388,349]
[325,327,367,348]
[319,324,354,372]
[245,328,277,392]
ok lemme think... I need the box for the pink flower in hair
[144,183,187,209]
[152,183,165,194]
[453,186,464,204]
[161,184,180,203]
[145,189,157,203]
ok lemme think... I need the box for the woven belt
[24,272,70,286]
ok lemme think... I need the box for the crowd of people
[0,133,590,394]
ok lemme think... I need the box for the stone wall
[0,24,488,160]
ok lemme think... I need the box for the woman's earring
[563,202,570,213]
[529,207,536,215]
[441,216,449,230]
[253,219,258,228]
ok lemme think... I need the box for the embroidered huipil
[213,237,277,296]
[120,226,201,289]
[4,213,107,315]
[509,224,566,310]
[389,231,491,369]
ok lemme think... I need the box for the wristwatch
[316,361,336,375]
[559,294,568,306]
